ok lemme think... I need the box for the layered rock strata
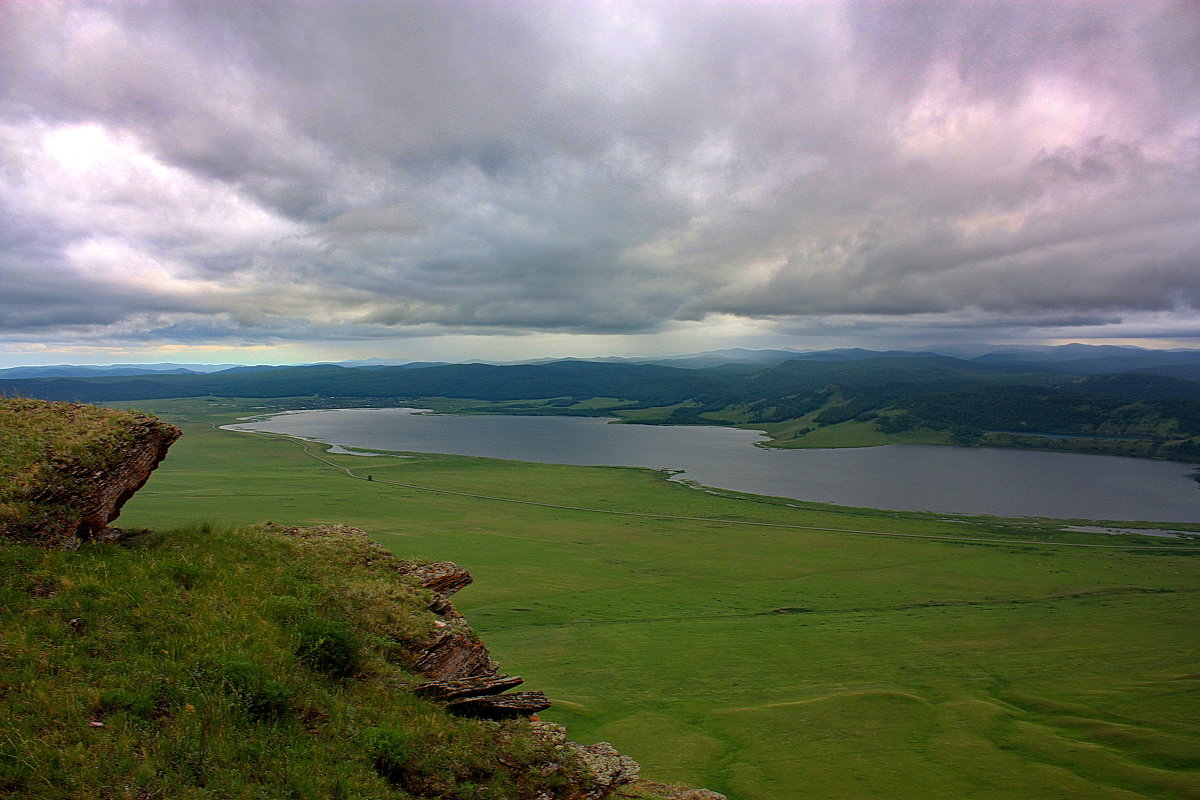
[399,560,553,720]
[1,402,181,549]
[41,417,182,539]
[398,560,724,798]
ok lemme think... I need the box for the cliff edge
[268,522,673,799]
[0,400,726,799]
[0,397,181,548]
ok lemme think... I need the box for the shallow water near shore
[226,408,1200,522]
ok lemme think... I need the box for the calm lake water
[226,408,1200,522]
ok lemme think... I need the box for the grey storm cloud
[1,0,1197,350]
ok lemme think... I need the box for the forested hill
[7,354,1200,459]
[0,361,728,405]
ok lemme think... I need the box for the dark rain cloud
[1,0,1197,353]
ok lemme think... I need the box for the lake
[225,408,1200,522]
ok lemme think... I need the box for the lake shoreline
[226,406,1200,523]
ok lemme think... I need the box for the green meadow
[117,399,1200,800]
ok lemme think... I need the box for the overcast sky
[2,0,1198,365]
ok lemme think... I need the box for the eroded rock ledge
[397,559,728,799]
[396,557,663,799]
[0,399,181,549]
[397,560,555,720]
[44,417,181,543]
[270,524,726,800]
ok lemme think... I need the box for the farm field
[117,399,1200,800]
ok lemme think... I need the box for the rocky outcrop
[400,564,731,798]
[411,625,501,680]
[396,560,472,615]
[633,782,729,800]
[574,741,643,800]
[1,400,181,549]
[39,417,181,540]
[261,528,716,799]
[530,723,642,800]
[401,559,553,720]
[446,691,553,719]
[414,673,526,700]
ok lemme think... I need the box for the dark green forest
[6,353,1200,460]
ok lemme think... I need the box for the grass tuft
[295,617,363,679]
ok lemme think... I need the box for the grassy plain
[117,398,1200,800]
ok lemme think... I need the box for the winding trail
[219,424,1200,552]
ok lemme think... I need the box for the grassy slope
[747,416,954,449]
[116,399,1200,800]
[0,520,594,800]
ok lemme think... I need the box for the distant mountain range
[0,364,217,379]
[6,345,1200,461]
[6,344,1200,379]
[0,360,449,379]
